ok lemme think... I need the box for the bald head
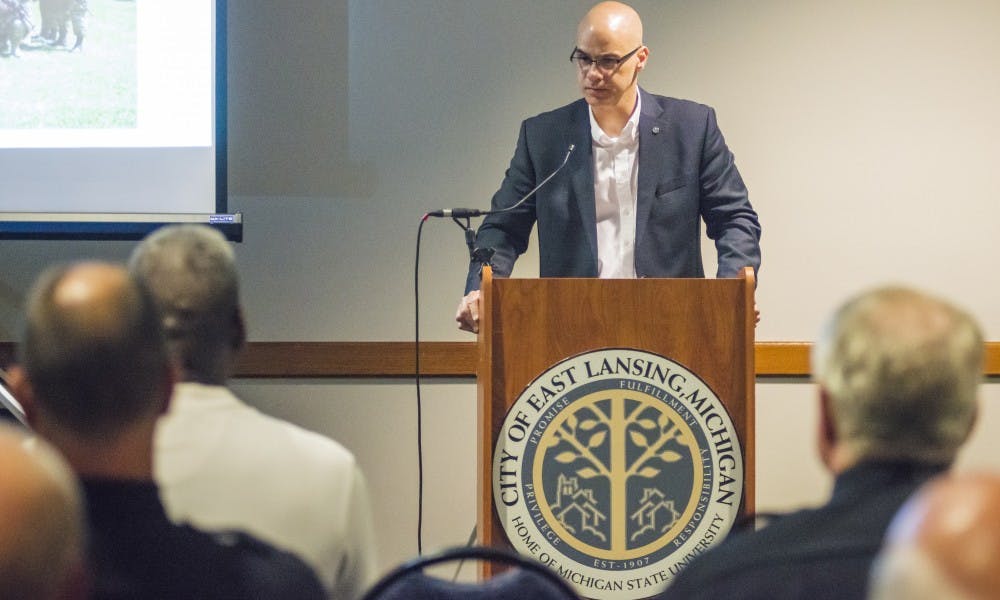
[578,2,643,47]
[573,2,648,120]
[0,425,85,600]
[46,262,138,338]
[871,473,1000,600]
[19,261,171,440]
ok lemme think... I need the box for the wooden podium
[475,266,756,569]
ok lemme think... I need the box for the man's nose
[584,64,604,80]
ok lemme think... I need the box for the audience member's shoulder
[243,399,358,465]
[89,513,326,599]
[196,528,327,599]
[663,509,821,595]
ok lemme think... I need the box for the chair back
[361,546,579,600]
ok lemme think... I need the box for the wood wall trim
[234,342,478,377]
[234,341,1000,378]
[3,342,999,378]
[754,342,812,376]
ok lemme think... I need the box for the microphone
[426,208,484,218]
[425,144,575,219]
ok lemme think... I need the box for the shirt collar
[829,459,948,507]
[589,92,642,147]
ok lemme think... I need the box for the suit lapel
[636,89,668,253]
[568,100,598,269]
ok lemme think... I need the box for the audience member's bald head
[871,472,1000,600]
[0,424,86,600]
[16,262,171,442]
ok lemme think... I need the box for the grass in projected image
[0,0,136,129]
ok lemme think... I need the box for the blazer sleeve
[698,107,762,280]
[464,120,540,293]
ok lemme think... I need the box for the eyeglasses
[569,45,642,72]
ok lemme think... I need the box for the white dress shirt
[590,94,641,278]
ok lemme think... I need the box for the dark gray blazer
[465,89,761,293]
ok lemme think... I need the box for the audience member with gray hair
[0,423,87,600]
[129,224,377,600]
[660,286,984,600]
[869,472,1000,600]
[9,261,325,599]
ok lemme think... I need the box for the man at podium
[456,1,761,332]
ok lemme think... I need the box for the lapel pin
[652,126,661,135]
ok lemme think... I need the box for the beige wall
[2,0,1000,577]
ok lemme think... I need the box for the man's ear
[817,387,838,471]
[5,365,38,428]
[157,362,176,417]
[231,306,247,353]
[962,401,980,445]
[635,45,649,71]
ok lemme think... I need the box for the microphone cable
[414,213,468,556]
[414,214,428,556]
[413,143,575,557]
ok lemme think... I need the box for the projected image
[0,0,216,223]
[0,0,137,129]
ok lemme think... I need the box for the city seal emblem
[493,348,743,599]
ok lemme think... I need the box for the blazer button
[652,126,660,135]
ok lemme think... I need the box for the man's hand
[455,290,481,333]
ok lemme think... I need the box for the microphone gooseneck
[425,144,575,219]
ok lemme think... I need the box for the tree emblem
[535,389,703,557]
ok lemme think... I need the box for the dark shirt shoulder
[83,479,325,600]
[660,461,947,600]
